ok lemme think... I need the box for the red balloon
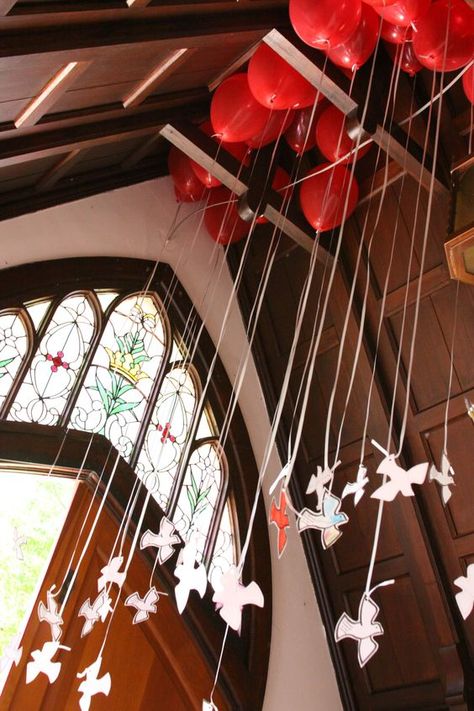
[300,163,359,231]
[327,4,380,70]
[256,167,292,224]
[289,0,362,50]
[190,121,250,189]
[362,0,397,5]
[463,65,474,105]
[248,43,318,110]
[210,73,271,143]
[315,104,371,163]
[168,147,207,202]
[413,0,474,71]
[385,40,423,76]
[285,103,327,154]
[374,0,430,27]
[204,187,249,244]
[246,109,295,148]
[380,19,412,44]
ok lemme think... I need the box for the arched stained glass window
[0,261,245,582]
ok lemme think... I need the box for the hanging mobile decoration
[454,565,474,620]
[297,488,348,549]
[12,526,28,561]
[306,461,341,511]
[140,516,180,564]
[370,440,428,502]
[78,590,113,637]
[125,586,160,624]
[269,487,290,558]
[173,537,207,614]
[37,587,63,642]
[26,641,70,685]
[97,555,126,591]
[341,464,369,506]
[212,566,264,631]
[203,700,219,711]
[77,655,112,711]
[429,453,455,505]
[0,638,23,673]
[334,580,394,667]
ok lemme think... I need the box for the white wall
[0,178,342,711]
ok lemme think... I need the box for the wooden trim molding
[445,222,474,285]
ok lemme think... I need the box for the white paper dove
[125,586,160,624]
[306,461,340,511]
[454,564,474,620]
[140,517,180,564]
[26,641,70,685]
[370,446,428,502]
[203,700,218,711]
[334,580,394,667]
[341,464,369,506]
[78,590,113,637]
[212,566,264,631]
[97,555,126,592]
[13,527,28,561]
[77,655,111,711]
[297,488,348,549]
[429,452,455,505]
[38,589,63,642]
[0,638,23,674]
[174,538,207,614]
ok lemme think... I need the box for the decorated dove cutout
[335,580,394,667]
[429,452,455,505]
[174,538,207,614]
[13,527,28,561]
[77,655,111,711]
[297,488,348,550]
[269,488,290,558]
[203,700,218,711]
[0,638,23,674]
[341,464,369,507]
[97,555,126,592]
[454,564,474,620]
[38,588,63,641]
[140,516,180,564]
[78,590,113,637]
[212,565,264,631]
[306,461,340,511]
[125,586,160,624]
[370,442,428,502]
[26,641,70,685]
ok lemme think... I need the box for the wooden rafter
[0,0,16,15]
[35,149,84,192]
[123,49,192,109]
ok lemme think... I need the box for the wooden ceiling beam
[35,148,84,192]
[123,49,192,109]
[121,132,162,169]
[208,40,260,92]
[0,0,17,15]
[0,91,208,168]
[0,8,288,58]
[126,0,152,6]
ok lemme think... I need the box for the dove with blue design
[297,488,348,549]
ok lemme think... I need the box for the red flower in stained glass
[156,422,176,444]
[46,351,70,373]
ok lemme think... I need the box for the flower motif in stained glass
[0,311,29,409]
[70,295,166,459]
[9,295,95,425]
[137,367,197,510]
[173,443,223,563]
[209,500,237,589]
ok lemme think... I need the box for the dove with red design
[269,488,290,557]
[371,455,428,502]
[140,516,180,564]
[212,565,264,631]
[125,586,160,624]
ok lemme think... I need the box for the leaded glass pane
[209,499,237,589]
[136,366,197,510]
[9,295,95,425]
[170,339,184,363]
[95,291,119,312]
[196,409,215,439]
[25,300,50,330]
[172,442,223,563]
[70,295,167,459]
[0,311,29,411]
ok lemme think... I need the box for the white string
[442,279,460,457]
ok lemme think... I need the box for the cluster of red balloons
[289,0,473,76]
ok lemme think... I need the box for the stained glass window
[0,278,238,581]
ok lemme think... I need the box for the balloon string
[209,625,229,705]
[442,279,460,457]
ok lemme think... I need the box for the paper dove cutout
[0,639,23,674]
[78,590,113,637]
[297,488,348,550]
[335,594,384,667]
[140,517,180,565]
[269,488,290,558]
[212,565,264,631]
[174,538,207,614]
[13,527,28,561]
[77,655,111,711]
[125,586,160,624]
[429,452,455,505]
[341,464,369,506]
[26,641,70,685]
[38,589,63,642]
[371,450,428,502]
[454,565,474,620]
[97,555,126,592]
[203,700,218,711]
[306,461,340,511]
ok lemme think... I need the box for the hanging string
[442,279,460,457]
